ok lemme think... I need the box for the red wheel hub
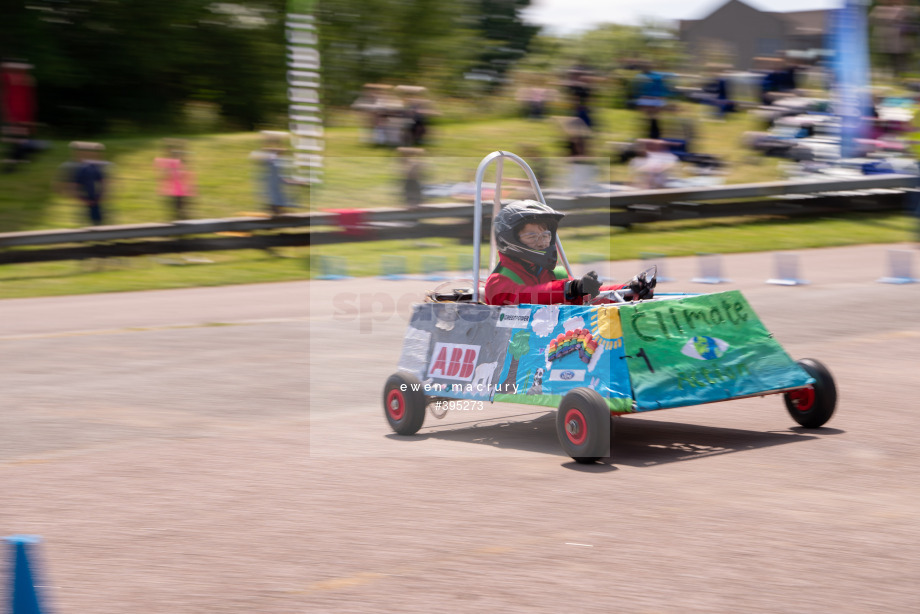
[387,389,406,420]
[564,408,588,446]
[788,387,815,412]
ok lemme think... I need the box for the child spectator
[398,147,425,209]
[63,141,109,226]
[629,139,679,189]
[251,131,298,215]
[155,139,195,220]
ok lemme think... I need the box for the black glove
[566,271,602,300]
[628,270,657,300]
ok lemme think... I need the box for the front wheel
[784,358,837,428]
[556,388,611,463]
[383,372,427,435]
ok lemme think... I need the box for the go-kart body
[397,292,811,415]
[384,151,835,463]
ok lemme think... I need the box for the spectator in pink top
[155,139,195,220]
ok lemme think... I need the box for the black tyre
[784,358,837,428]
[383,372,427,435]
[556,388,611,463]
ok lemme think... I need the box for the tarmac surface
[1,243,918,613]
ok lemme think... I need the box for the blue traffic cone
[5,535,46,614]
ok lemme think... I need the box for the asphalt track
[1,243,918,613]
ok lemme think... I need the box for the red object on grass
[329,209,369,237]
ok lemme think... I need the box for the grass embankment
[0,108,916,299]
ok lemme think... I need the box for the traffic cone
[5,535,46,614]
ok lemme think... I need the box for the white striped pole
[287,2,322,187]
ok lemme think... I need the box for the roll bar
[472,151,574,302]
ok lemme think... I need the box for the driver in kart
[485,200,655,305]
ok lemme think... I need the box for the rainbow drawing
[547,328,598,364]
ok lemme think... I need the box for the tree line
[2,0,681,135]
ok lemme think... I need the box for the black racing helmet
[493,199,565,270]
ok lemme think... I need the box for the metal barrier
[1,174,917,264]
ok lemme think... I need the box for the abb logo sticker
[427,343,480,381]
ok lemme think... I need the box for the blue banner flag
[831,0,871,159]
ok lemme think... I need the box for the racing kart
[383,151,837,463]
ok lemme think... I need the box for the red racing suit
[484,254,627,306]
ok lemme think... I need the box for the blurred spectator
[517,79,553,120]
[352,84,401,147]
[633,63,671,106]
[757,57,797,106]
[1,59,39,172]
[563,66,597,129]
[870,0,917,80]
[700,65,736,119]
[250,131,298,215]
[616,105,722,175]
[557,116,592,158]
[398,147,425,209]
[657,104,696,158]
[396,85,438,147]
[154,139,195,220]
[556,116,597,193]
[60,142,109,226]
[632,63,673,139]
[629,139,678,189]
[775,56,798,93]
[351,84,437,148]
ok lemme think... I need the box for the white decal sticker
[427,343,481,381]
[532,305,560,337]
[496,307,531,328]
[548,369,586,382]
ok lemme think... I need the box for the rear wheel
[784,358,837,428]
[556,388,611,463]
[383,372,427,435]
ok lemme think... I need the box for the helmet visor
[518,229,553,249]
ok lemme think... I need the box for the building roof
[679,0,832,36]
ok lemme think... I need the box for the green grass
[313,106,784,208]
[0,106,783,232]
[0,106,915,299]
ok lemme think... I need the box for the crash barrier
[877,249,918,284]
[0,215,313,265]
[692,253,730,284]
[767,252,809,286]
[1,174,917,265]
[4,535,48,614]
